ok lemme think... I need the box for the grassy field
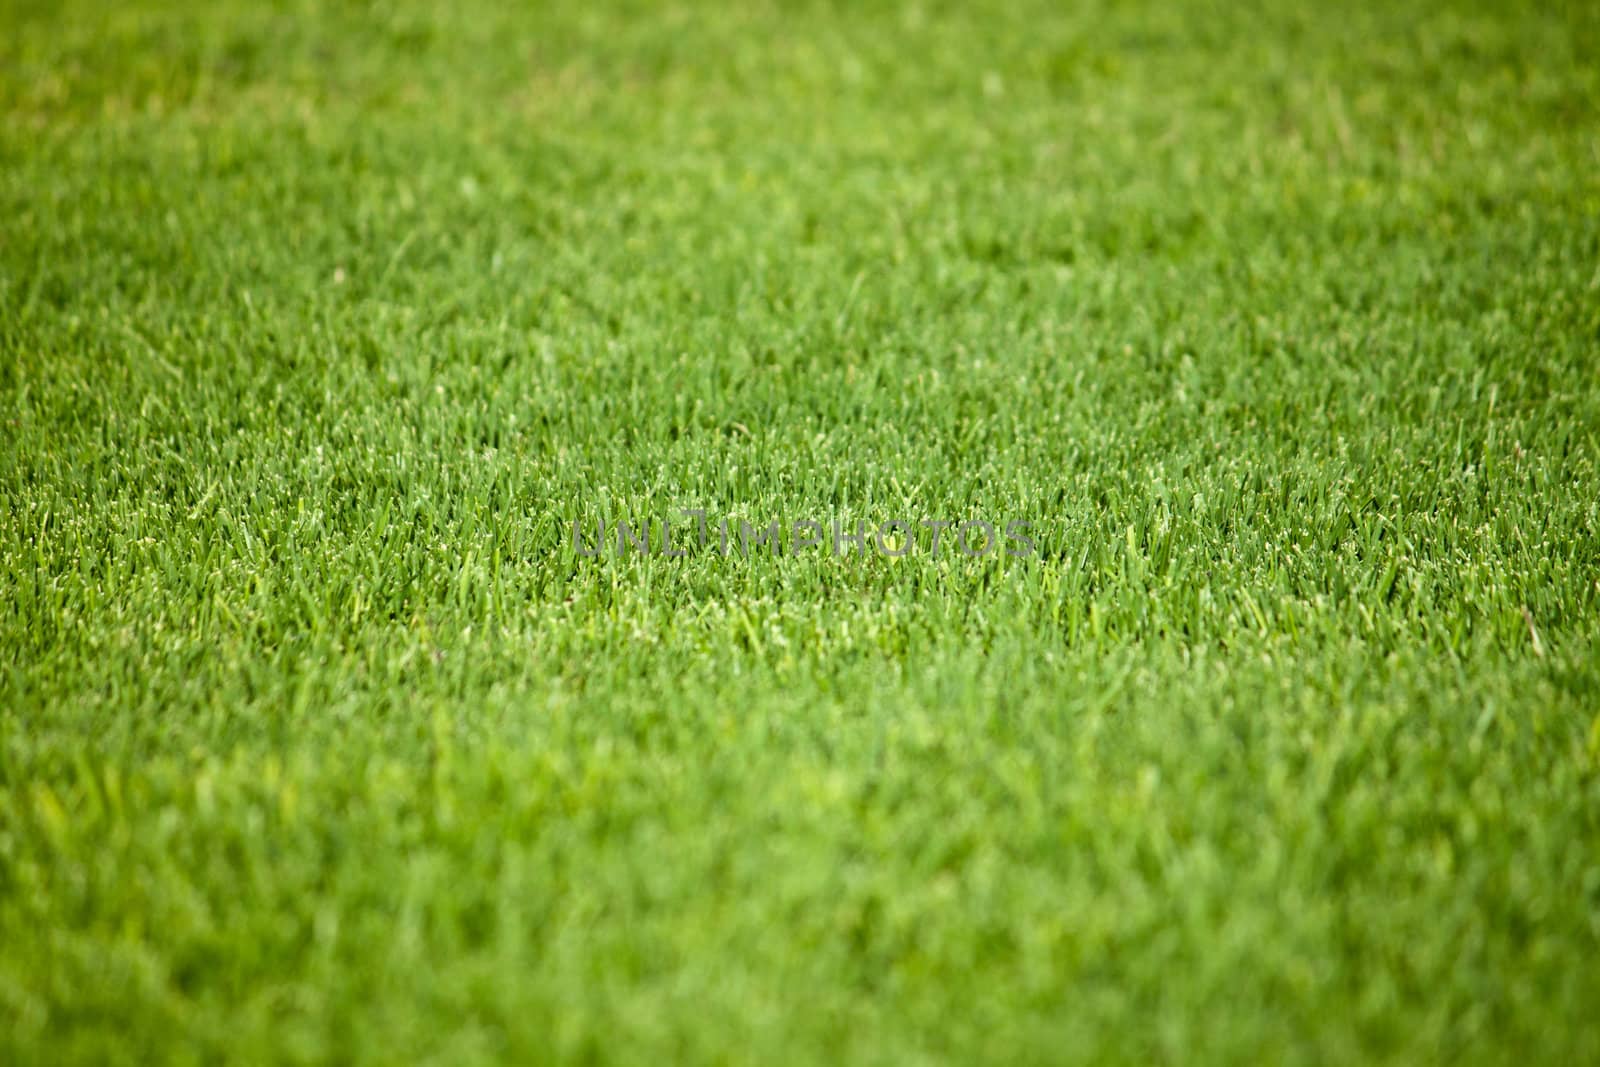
[3,0,1599,1062]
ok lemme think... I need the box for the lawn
[2,0,1599,1063]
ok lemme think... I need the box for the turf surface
[3,0,1599,1063]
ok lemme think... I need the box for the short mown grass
[3,1,1599,1063]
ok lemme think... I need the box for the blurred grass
[2,1,1599,1064]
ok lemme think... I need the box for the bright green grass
[3,0,1599,1063]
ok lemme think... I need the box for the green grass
[3,0,1599,1062]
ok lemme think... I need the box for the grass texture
[2,0,1599,1063]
